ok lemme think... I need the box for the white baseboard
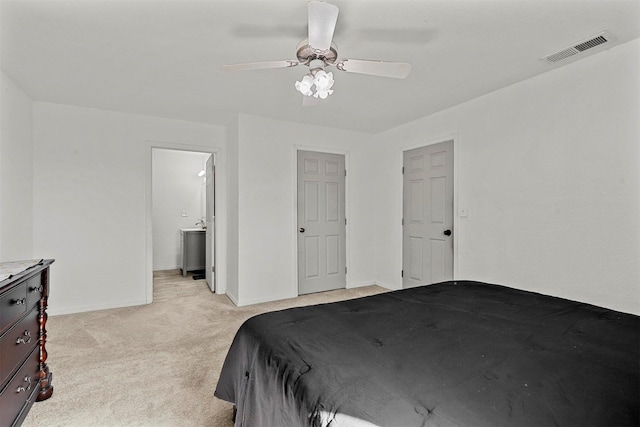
[236,291,297,307]
[365,281,401,291]
[153,266,180,272]
[225,290,239,306]
[48,299,149,316]
[347,281,379,289]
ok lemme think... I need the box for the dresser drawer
[0,308,39,387]
[24,274,44,309]
[0,284,28,334]
[0,346,40,427]
[0,260,53,427]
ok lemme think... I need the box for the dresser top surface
[0,259,54,288]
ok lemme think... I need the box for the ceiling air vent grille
[541,31,615,64]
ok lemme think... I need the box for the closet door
[403,141,454,287]
[297,150,346,295]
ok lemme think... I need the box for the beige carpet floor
[22,271,388,427]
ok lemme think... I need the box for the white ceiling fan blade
[221,60,300,71]
[334,59,411,79]
[308,1,339,51]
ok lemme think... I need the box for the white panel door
[205,155,215,292]
[403,141,454,288]
[297,151,346,295]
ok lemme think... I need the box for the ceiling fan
[221,1,412,102]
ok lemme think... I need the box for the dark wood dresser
[0,259,54,427]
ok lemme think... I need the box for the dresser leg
[36,269,54,401]
[36,371,54,402]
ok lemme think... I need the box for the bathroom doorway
[150,148,216,299]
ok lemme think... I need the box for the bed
[214,281,640,426]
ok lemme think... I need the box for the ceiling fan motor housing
[296,39,337,66]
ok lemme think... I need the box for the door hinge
[345,169,347,177]
[401,270,404,277]
[401,218,404,226]
[345,218,347,225]
[212,266,215,272]
[402,166,405,174]
[345,266,347,274]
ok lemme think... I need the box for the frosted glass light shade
[295,75,315,96]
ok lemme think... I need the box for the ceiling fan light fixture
[312,69,334,99]
[295,74,315,96]
[295,67,335,99]
[223,1,411,103]
[314,88,333,99]
[314,70,334,90]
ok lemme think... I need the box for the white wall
[374,39,640,315]
[152,148,209,270]
[233,114,377,306]
[225,117,240,304]
[0,72,34,260]
[32,102,226,315]
[7,39,639,315]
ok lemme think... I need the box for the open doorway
[151,148,215,300]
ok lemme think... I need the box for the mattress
[214,281,640,426]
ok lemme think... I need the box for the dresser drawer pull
[16,376,32,393]
[13,297,27,305]
[16,330,32,344]
[30,285,44,293]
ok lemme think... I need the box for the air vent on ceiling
[541,31,616,64]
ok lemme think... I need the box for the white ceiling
[1,0,639,134]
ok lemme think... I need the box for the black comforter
[214,281,640,426]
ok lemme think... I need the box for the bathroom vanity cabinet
[180,229,206,277]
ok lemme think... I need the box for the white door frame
[205,154,215,291]
[400,134,460,281]
[145,140,223,303]
[292,145,350,296]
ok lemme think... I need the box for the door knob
[443,229,452,236]
[299,227,305,233]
